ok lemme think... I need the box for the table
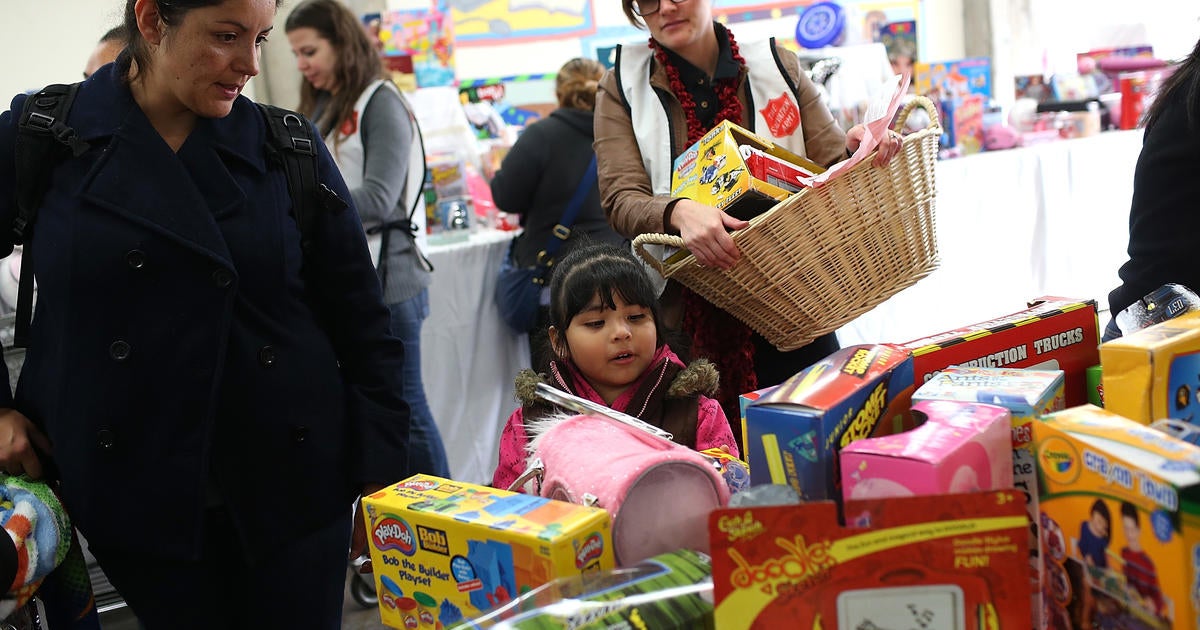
[421,228,529,484]
[837,129,1144,347]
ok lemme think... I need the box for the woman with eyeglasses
[594,0,904,440]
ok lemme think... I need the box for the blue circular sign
[795,2,845,49]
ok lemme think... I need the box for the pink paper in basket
[799,70,911,189]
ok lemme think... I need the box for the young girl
[492,242,738,490]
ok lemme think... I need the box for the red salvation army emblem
[760,92,800,137]
[339,111,359,137]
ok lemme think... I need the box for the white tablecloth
[421,229,529,484]
[837,129,1143,346]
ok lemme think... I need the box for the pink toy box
[841,399,1014,501]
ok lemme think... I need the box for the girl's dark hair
[533,242,679,369]
[1144,36,1200,132]
[122,0,281,81]
[285,0,388,145]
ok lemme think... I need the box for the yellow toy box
[670,120,823,221]
[1100,311,1200,426]
[1035,405,1200,630]
[361,475,615,629]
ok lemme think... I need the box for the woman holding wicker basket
[593,0,905,439]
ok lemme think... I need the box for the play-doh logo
[1037,436,1080,486]
[677,146,699,175]
[396,478,440,492]
[574,533,605,568]
[372,515,417,556]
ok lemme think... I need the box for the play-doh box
[361,475,615,629]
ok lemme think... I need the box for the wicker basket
[634,96,941,351]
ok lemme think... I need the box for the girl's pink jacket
[492,344,738,490]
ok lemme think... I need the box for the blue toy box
[744,344,916,502]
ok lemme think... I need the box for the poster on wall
[580,25,649,69]
[379,9,456,88]
[446,0,596,46]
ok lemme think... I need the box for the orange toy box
[709,490,1032,629]
[670,120,823,221]
[900,297,1100,407]
[361,475,615,629]
[1035,405,1200,630]
[744,344,916,502]
[1100,310,1200,426]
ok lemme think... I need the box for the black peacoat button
[291,426,309,443]
[212,269,233,289]
[109,340,131,361]
[96,429,116,450]
[257,346,276,367]
[125,249,146,269]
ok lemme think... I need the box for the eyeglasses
[629,0,689,17]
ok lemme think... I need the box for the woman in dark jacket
[1107,36,1200,339]
[0,0,409,627]
[490,58,625,334]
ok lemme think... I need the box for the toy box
[1100,311,1200,426]
[738,385,777,458]
[744,344,916,502]
[1087,364,1105,407]
[709,490,1031,629]
[361,475,615,629]
[913,366,1066,627]
[841,399,1013,501]
[900,297,1100,407]
[915,57,992,101]
[915,57,992,153]
[465,549,713,629]
[670,120,823,221]
[1035,405,1200,630]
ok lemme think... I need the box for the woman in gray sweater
[287,0,448,478]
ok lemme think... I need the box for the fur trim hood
[513,346,718,407]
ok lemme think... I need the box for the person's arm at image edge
[353,86,414,225]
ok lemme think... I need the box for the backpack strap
[257,103,324,256]
[12,83,89,348]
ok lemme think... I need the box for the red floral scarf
[649,31,756,429]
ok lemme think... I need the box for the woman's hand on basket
[845,124,904,167]
[669,199,749,269]
[0,408,51,478]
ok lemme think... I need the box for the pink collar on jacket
[549,344,683,413]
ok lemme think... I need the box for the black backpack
[12,82,329,349]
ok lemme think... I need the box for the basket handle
[894,95,941,132]
[632,232,686,275]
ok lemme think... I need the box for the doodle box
[361,475,614,629]
[840,399,1014,502]
[744,344,916,502]
[1034,405,1200,630]
[900,297,1100,407]
[670,120,824,221]
[709,490,1031,629]
[1099,310,1200,426]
